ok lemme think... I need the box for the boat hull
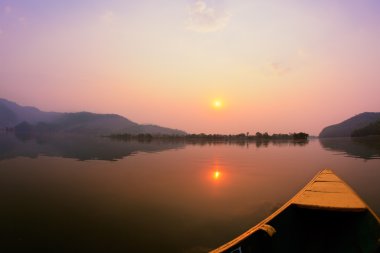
[222,206,379,253]
[211,170,380,253]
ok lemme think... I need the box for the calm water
[0,134,379,253]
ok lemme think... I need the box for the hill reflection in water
[0,134,309,161]
[319,137,380,160]
[0,134,185,161]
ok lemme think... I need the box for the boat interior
[226,205,380,253]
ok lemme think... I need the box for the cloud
[186,0,230,33]
[100,10,116,24]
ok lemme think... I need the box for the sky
[1,0,380,135]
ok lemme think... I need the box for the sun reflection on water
[213,170,221,180]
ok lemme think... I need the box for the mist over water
[0,135,379,253]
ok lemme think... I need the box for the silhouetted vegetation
[109,132,309,142]
[351,120,380,137]
[14,121,34,133]
[292,132,309,139]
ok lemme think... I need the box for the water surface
[0,134,379,252]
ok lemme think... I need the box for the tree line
[109,132,309,141]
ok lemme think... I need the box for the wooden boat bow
[210,169,380,253]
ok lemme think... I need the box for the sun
[212,99,223,109]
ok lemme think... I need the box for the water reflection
[319,137,380,160]
[184,139,309,147]
[213,170,221,180]
[0,137,378,253]
[0,134,185,161]
[254,139,309,148]
[0,133,309,161]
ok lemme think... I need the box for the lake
[0,134,379,253]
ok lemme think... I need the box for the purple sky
[1,0,380,135]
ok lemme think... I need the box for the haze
[1,0,380,135]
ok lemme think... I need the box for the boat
[210,169,380,253]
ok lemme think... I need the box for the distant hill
[0,98,186,135]
[0,98,60,126]
[319,112,380,138]
[351,120,380,137]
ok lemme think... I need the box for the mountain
[140,124,187,135]
[351,120,380,137]
[319,112,380,138]
[0,98,186,135]
[0,98,60,127]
